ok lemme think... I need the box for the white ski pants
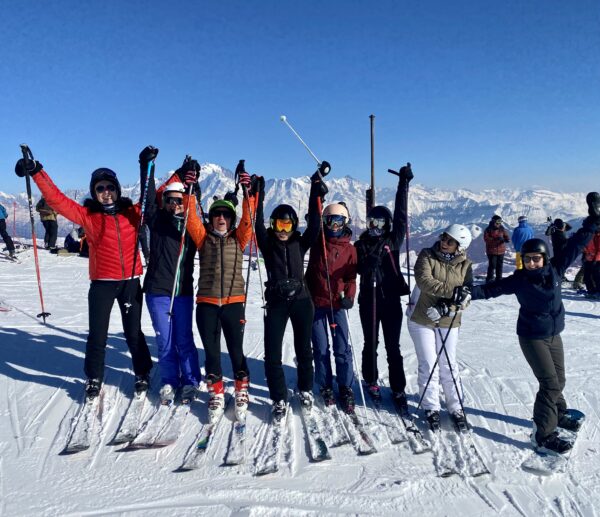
[408,320,463,413]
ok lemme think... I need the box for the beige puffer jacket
[408,243,473,328]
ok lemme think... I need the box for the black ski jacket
[142,173,196,297]
[354,176,410,303]
[255,179,321,303]
[472,217,599,339]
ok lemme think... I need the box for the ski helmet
[270,204,298,233]
[518,215,527,223]
[208,199,236,222]
[444,224,472,250]
[366,205,392,231]
[90,168,121,199]
[163,182,185,195]
[521,238,549,263]
[323,203,349,220]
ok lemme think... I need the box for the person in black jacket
[142,153,201,404]
[354,164,412,411]
[466,192,600,454]
[545,218,572,263]
[253,165,327,416]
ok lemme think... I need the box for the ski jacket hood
[511,220,535,253]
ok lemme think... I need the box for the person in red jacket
[483,215,510,283]
[582,229,600,298]
[305,202,357,412]
[15,148,154,399]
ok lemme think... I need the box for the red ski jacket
[583,231,600,262]
[305,229,357,310]
[33,170,143,281]
[484,225,510,255]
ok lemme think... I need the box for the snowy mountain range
[0,163,589,267]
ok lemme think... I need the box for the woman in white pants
[407,224,473,431]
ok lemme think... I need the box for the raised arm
[391,164,413,249]
[252,176,269,252]
[301,170,327,252]
[552,213,600,277]
[32,170,89,227]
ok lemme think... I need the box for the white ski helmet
[163,182,185,195]
[323,203,349,221]
[444,224,472,250]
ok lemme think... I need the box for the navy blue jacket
[472,218,598,339]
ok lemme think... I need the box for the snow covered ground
[1,246,599,516]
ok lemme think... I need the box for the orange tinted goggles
[272,218,294,233]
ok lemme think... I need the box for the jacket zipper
[220,237,225,307]
[114,215,126,279]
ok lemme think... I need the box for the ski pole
[344,308,369,422]
[168,181,195,319]
[436,326,468,423]
[279,115,331,176]
[19,144,50,323]
[316,196,337,336]
[388,164,412,296]
[414,310,460,413]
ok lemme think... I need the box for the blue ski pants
[146,294,200,388]
[311,307,354,389]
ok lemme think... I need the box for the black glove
[139,145,159,165]
[587,192,600,218]
[235,159,246,177]
[399,163,413,183]
[310,172,328,198]
[340,296,354,310]
[175,157,201,183]
[426,299,452,322]
[15,158,43,177]
[249,175,265,196]
[224,191,239,207]
[318,160,331,176]
[452,286,472,309]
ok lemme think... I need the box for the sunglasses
[324,214,347,228]
[95,184,116,193]
[212,209,232,219]
[367,217,386,229]
[523,255,544,264]
[165,197,183,206]
[440,233,459,246]
[272,218,294,233]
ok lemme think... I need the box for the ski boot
[234,373,250,422]
[320,386,336,407]
[339,386,356,414]
[451,410,469,432]
[392,391,409,417]
[85,378,102,400]
[134,374,150,396]
[8,250,17,260]
[425,410,441,432]
[180,384,197,405]
[159,384,175,405]
[207,377,225,423]
[533,431,573,455]
[298,390,314,410]
[272,400,287,421]
[366,382,382,403]
[558,410,584,432]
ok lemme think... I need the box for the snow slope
[1,248,599,516]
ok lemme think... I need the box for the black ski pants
[196,302,248,381]
[583,261,599,294]
[85,279,152,380]
[486,254,504,283]
[358,294,406,394]
[0,220,15,252]
[264,296,315,402]
[42,219,58,248]
[519,334,567,440]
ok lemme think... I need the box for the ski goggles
[271,218,294,233]
[212,209,233,219]
[523,254,544,264]
[95,184,117,193]
[367,217,386,229]
[440,233,459,246]
[165,196,183,206]
[324,214,347,228]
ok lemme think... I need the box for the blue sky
[1,0,599,193]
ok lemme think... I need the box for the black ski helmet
[270,204,298,232]
[521,238,549,264]
[90,168,121,199]
[367,205,393,231]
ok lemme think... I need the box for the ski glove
[399,163,414,183]
[318,160,331,176]
[452,285,471,309]
[310,172,329,198]
[15,158,43,177]
[175,158,201,183]
[427,299,453,322]
[224,191,239,207]
[249,175,265,196]
[139,145,159,165]
[340,296,354,310]
[238,172,251,188]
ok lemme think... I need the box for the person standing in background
[0,202,17,259]
[483,215,509,283]
[36,197,58,250]
[511,216,534,270]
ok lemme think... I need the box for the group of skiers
[12,145,600,456]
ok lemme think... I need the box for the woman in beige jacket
[407,224,473,432]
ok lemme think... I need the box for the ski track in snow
[1,249,600,515]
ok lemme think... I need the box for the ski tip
[59,446,88,456]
